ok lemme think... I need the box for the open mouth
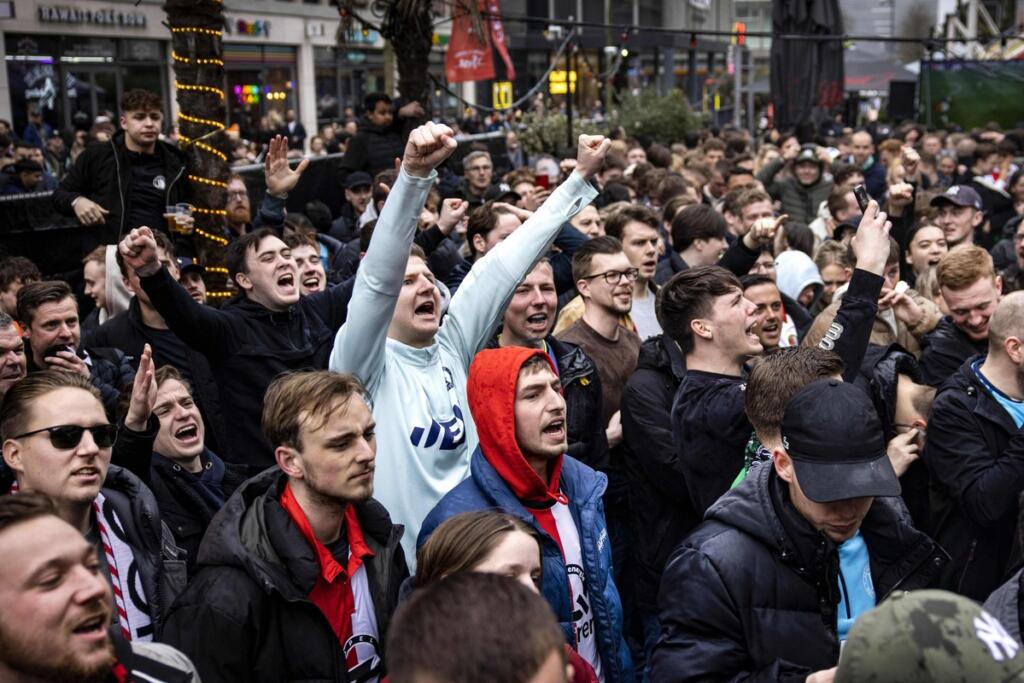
[302,275,322,291]
[0,369,21,379]
[414,300,436,317]
[277,273,295,290]
[526,313,549,327]
[542,418,565,438]
[71,612,109,640]
[174,424,200,443]
[72,467,100,480]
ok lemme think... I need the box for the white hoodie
[330,167,596,562]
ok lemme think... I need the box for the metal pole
[733,45,741,128]
[688,46,698,107]
[745,48,755,136]
[566,36,574,150]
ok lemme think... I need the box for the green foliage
[518,89,699,156]
[517,113,603,157]
[615,89,700,144]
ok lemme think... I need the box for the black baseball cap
[930,184,983,211]
[781,379,900,503]
[176,257,204,275]
[344,171,372,190]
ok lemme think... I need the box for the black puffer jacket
[28,347,135,422]
[162,468,408,683]
[923,357,1024,601]
[920,316,988,387]
[52,133,190,248]
[852,343,931,528]
[139,267,351,470]
[0,464,188,640]
[652,463,947,682]
[620,334,696,612]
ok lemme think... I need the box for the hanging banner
[487,0,516,81]
[444,0,495,84]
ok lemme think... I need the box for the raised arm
[820,201,891,382]
[441,135,606,369]
[120,227,238,357]
[328,123,457,391]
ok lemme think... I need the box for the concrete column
[0,32,10,124]
[297,40,317,150]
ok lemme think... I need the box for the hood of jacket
[776,250,824,303]
[468,347,566,507]
[635,334,687,381]
[856,343,924,441]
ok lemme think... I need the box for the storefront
[1,0,171,137]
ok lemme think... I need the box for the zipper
[166,163,186,207]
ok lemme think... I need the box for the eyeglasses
[581,268,639,285]
[11,424,118,450]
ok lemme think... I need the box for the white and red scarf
[10,482,153,641]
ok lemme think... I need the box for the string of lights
[169,19,230,253]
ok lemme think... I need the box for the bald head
[988,291,1024,349]
[851,132,874,167]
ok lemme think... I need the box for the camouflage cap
[836,590,1024,682]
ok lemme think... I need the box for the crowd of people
[2,86,1024,682]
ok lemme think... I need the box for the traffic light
[732,22,746,47]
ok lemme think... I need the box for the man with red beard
[420,348,633,682]
[223,136,310,239]
[0,492,198,682]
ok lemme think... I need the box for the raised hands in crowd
[4,97,1024,683]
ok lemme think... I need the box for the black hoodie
[162,468,408,683]
[139,266,351,470]
[652,463,947,682]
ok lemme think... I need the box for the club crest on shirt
[153,175,166,191]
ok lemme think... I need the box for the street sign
[549,70,577,95]
[492,81,513,110]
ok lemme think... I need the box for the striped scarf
[10,482,153,641]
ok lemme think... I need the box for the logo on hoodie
[409,404,466,451]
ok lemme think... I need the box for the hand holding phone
[853,185,871,213]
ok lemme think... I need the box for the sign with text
[38,5,146,27]
[549,70,576,95]
[492,81,512,109]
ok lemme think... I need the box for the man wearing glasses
[0,371,184,641]
[558,237,643,454]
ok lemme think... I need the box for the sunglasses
[11,424,118,450]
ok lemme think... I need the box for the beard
[303,462,373,507]
[0,621,115,683]
[227,206,251,226]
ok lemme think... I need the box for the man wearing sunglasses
[0,371,185,641]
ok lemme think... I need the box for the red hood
[468,347,566,507]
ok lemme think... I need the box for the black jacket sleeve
[925,395,1024,528]
[162,591,256,683]
[52,146,95,215]
[817,268,884,383]
[621,371,689,499]
[719,238,760,278]
[113,415,159,489]
[139,267,239,357]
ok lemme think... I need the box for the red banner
[444,1,495,84]
[487,0,516,81]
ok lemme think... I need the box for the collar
[279,483,373,584]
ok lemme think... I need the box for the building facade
[0,0,448,148]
